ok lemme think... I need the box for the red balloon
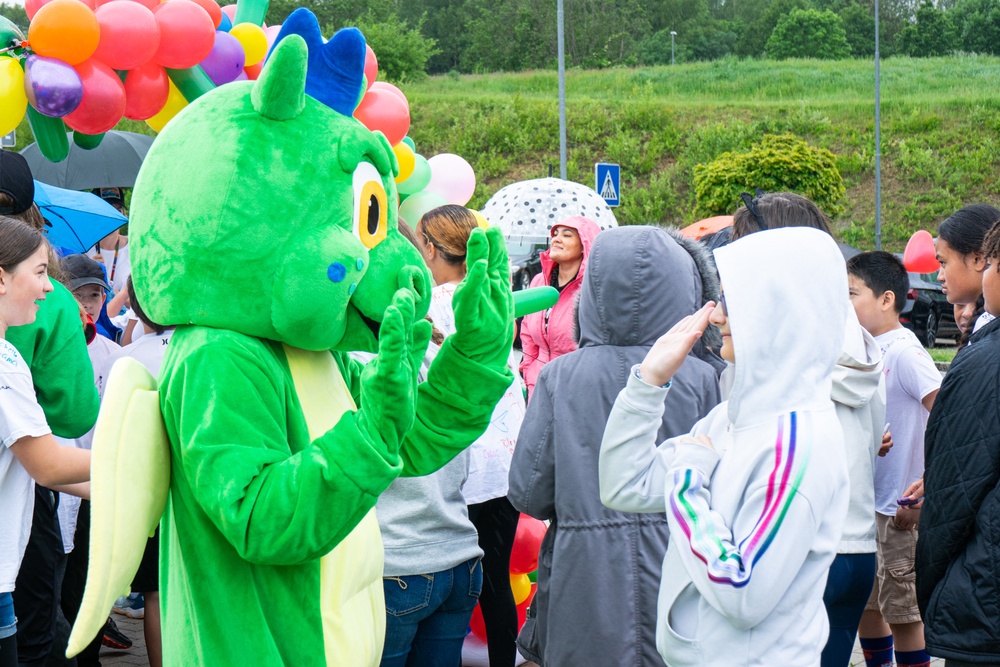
[183,0,222,28]
[903,229,941,274]
[469,604,486,642]
[152,0,216,69]
[94,1,160,70]
[63,59,126,135]
[353,88,409,147]
[363,44,377,90]
[370,81,408,112]
[124,61,168,120]
[509,514,546,575]
[244,61,262,80]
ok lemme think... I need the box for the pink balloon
[220,3,236,22]
[153,0,216,69]
[353,87,409,147]
[364,43,377,89]
[93,1,160,70]
[26,0,95,20]
[94,0,157,8]
[903,230,941,274]
[426,153,476,206]
[369,81,408,112]
[263,24,281,50]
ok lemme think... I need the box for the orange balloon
[243,61,262,80]
[28,0,100,65]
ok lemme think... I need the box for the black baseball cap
[0,151,35,216]
[92,187,124,208]
[61,254,111,292]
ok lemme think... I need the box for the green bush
[765,9,851,60]
[350,13,439,83]
[692,133,846,217]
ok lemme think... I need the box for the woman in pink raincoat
[519,216,602,399]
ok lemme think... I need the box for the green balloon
[398,190,446,226]
[233,0,269,27]
[167,66,216,103]
[527,570,537,583]
[74,131,105,150]
[0,16,24,50]
[397,155,430,196]
[26,107,69,163]
[402,136,415,151]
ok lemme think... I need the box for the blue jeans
[0,592,15,639]
[821,552,877,667]
[381,557,483,667]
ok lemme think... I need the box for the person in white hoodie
[599,227,850,667]
[728,191,886,667]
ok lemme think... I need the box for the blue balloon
[218,13,232,32]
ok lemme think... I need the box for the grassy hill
[403,55,1000,249]
[13,55,1000,250]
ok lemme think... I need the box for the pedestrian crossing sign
[595,163,620,207]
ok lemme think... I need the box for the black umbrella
[20,131,155,189]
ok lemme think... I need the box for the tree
[345,13,440,83]
[0,2,27,32]
[765,9,851,59]
[839,3,876,57]
[734,0,808,57]
[896,0,959,56]
[952,0,1000,55]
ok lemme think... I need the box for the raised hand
[358,287,432,456]
[637,302,716,387]
[449,226,515,369]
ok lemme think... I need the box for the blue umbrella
[33,180,127,253]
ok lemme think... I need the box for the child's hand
[637,302,715,387]
[893,505,920,530]
[678,434,715,451]
[879,430,894,457]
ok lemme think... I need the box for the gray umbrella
[20,131,155,189]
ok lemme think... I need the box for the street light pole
[670,31,677,65]
[874,0,882,250]
[557,0,567,180]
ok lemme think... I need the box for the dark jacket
[508,226,722,667]
[916,316,1000,663]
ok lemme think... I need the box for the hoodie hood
[538,216,602,284]
[714,227,847,428]
[577,226,714,348]
[831,308,883,408]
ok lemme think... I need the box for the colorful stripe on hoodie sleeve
[668,411,811,588]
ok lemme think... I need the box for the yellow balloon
[393,141,415,183]
[510,573,531,605]
[146,80,188,133]
[0,57,27,137]
[230,23,269,67]
[471,210,489,229]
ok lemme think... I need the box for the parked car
[900,271,960,347]
[507,236,547,292]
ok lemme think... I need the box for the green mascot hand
[357,287,432,459]
[449,227,515,370]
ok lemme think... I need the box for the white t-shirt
[0,338,51,592]
[89,240,131,295]
[57,334,120,553]
[873,327,942,516]
[100,329,173,397]
[427,283,526,504]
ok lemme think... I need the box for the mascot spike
[252,35,308,121]
[272,9,366,117]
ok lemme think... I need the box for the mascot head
[130,21,430,352]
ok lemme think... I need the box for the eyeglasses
[739,188,768,232]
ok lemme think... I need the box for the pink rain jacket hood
[519,216,602,398]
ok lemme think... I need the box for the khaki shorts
[865,512,921,624]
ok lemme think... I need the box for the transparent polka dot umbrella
[480,177,619,241]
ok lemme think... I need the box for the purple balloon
[199,30,246,87]
[23,55,84,118]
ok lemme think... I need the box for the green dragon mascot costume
[69,13,514,666]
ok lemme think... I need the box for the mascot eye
[352,162,388,250]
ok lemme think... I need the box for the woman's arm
[10,433,91,487]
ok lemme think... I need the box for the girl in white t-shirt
[0,217,92,665]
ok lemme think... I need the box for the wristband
[634,365,671,389]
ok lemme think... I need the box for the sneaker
[102,616,133,650]
[112,592,144,619]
